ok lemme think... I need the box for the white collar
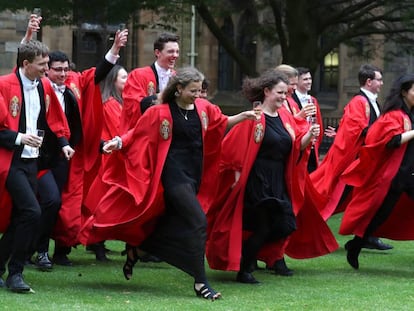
[361,88,378,102]
[19,68,39,91]
[295,90,309,100]
[155,62,171,77]
[50,80,66,93]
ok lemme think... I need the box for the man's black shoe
[236,271,260,284]
[6,273,30,292]
[0,276,4,288]
[24,258,35,266]
[94,244,110,262]
[362,237,393,250]
[53,254,73,266]
[273,258,294,276]
[36,252,53,271]
[138,254,162,263]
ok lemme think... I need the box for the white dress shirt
[361,87,380,117]
[295,90,310,107]
[154,62,172,92]
[17,68,41,158]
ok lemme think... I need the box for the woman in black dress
[101,67,257,300]
[205,70,320,284]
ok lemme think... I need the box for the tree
[194,0,414,76]
[3,0,414,76]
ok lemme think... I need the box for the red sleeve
[120,67,156,133]
[102,97,122,140]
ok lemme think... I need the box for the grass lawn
[1,214,414,311]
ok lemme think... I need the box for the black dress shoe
[138,254,162,263]
[236,271,260,284]
[36,252,53,271]
[95,245,110,262]
[24,258,35,266]
[273,258,294,276]
[6,273,30,292]
[346,238,363,269]
[53,254,73,266]
[362,237,393,250]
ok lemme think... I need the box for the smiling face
[297,72,312,93]
[155,41,180,70]
[176,81,202,106]
[264,81,288,109]
[23,54,49,80]
[47,60,70,86]
[287,76,298,96]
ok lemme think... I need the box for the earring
[174,91,180,97]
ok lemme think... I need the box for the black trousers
[34,157,69,254]
[0,158,41,276]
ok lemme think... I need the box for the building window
[321,49,339,91]
[218,16,235,91]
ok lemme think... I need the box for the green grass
[1,214,414,310]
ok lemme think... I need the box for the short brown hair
[17,40,49,67]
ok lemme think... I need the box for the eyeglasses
[50,67,70,73]
[372,77,383,82]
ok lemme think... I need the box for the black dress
[140,101,208,283]
[243,114,296,241]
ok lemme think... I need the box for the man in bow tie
[120,32,180,133]
[309,63,394,253]
[21,14,128,268]
[291,67,324,172]
[0,40,72,293]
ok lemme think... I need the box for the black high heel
[194,283,222,301]
[123,244,139,280]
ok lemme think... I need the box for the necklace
[178,107,189,120]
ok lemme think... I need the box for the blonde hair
[274,64,298,79]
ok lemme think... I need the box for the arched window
[218,16,234,91]
[321,49,339,91]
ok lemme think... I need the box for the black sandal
[122,244,139,280]
[194,283,222,301]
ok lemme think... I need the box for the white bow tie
[23,80,39,92]
[53,83,66,93]
[300,95,309,103]
[159,71,171,79]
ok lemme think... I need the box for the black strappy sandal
[194,283,222,301]
[122,244,139,280]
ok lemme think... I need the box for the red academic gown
[79,98,228,246]
[206,108,338,272]
[310,95,372,220]
[120,66,157,133]
[83,96,122,219]
[289,95,324,168]
[0,73,70,232]
[52,68,104,247]
[339,110,414,239]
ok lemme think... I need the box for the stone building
[1,8,414,124]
